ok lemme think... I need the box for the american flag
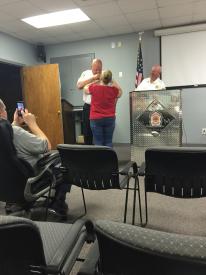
[135,40,143,88]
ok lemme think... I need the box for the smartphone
[17,101,25,116]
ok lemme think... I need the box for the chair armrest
[77,240,100,275]
[119,161,138,175]
[46,219,95,273]
[36,150,60,168]
[24,161,56,202]
[138,162,145,176]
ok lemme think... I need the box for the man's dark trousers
[83,103,93,145]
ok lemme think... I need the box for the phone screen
[17,101,25,116]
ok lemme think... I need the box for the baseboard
[182,143,206,147]
[113,143,130,147]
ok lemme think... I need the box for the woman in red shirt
[84,70,122,147]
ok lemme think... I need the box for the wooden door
[21,64,64,149]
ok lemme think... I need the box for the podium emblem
[137,99,175,132]
[150,111,162,127]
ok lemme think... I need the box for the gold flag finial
[138,31,144,41]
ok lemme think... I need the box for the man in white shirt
[136,64,166,91]
[77,58,102,145]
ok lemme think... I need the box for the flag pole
[135,31,144,88]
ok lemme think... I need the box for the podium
[130,89,182,164]
[61,99,83,144]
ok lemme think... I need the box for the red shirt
[89,83,119,120]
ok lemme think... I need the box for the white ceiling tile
[0,0,203,45]
[8,35,40,44]
[40,25,75,35]
[27,0,78,12]
[192,12,206,22]
[82,2,122,19]
[0,11,13,22]
[131,19,162,31]
[193,0,206,14]
[159,3,193,19]
[0,0,44,19]
[80,29,109,39]
[55,32,84,40]
[95,14,130,28]
[117,0,157,13]
[70,20,103,32]
[161,15,193,27]
[56,37,84,43]
[105,24,134,36]
[157,0,194,8]
[16,29,50,38]
[73,0,112,7]
[0,20,34,31]
[126,9,159,24]
[0,27,14,34]
[0,0,20,5]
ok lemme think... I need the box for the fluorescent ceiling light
[21,8,90,28]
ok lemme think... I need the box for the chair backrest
[95,219,206,275]
[145,147,206,198]
[57,144,120,190]
[0,119,33,202]
[0,215,46,275]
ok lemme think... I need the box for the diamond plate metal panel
[130,90,182,165]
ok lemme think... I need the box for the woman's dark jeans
[90,117,115,148]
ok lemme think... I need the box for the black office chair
[78,219,206,275]
[0,215,94,275]
[57,144,142,225]
[139,146,206,226]
[0,118,59,218]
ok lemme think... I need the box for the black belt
[84,103,90,108]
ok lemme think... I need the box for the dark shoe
[49,200,68,217]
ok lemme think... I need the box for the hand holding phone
[17,101,25,117]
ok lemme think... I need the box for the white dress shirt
[136,77,166,91]
[77,69,94,104]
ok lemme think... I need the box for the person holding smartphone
[0,99,69,218]
[12,106,51,166]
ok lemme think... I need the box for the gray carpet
[67,176,206,237]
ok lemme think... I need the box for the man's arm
[83,84,91,94]
[77,71,101,89]
[13,109,51,150]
